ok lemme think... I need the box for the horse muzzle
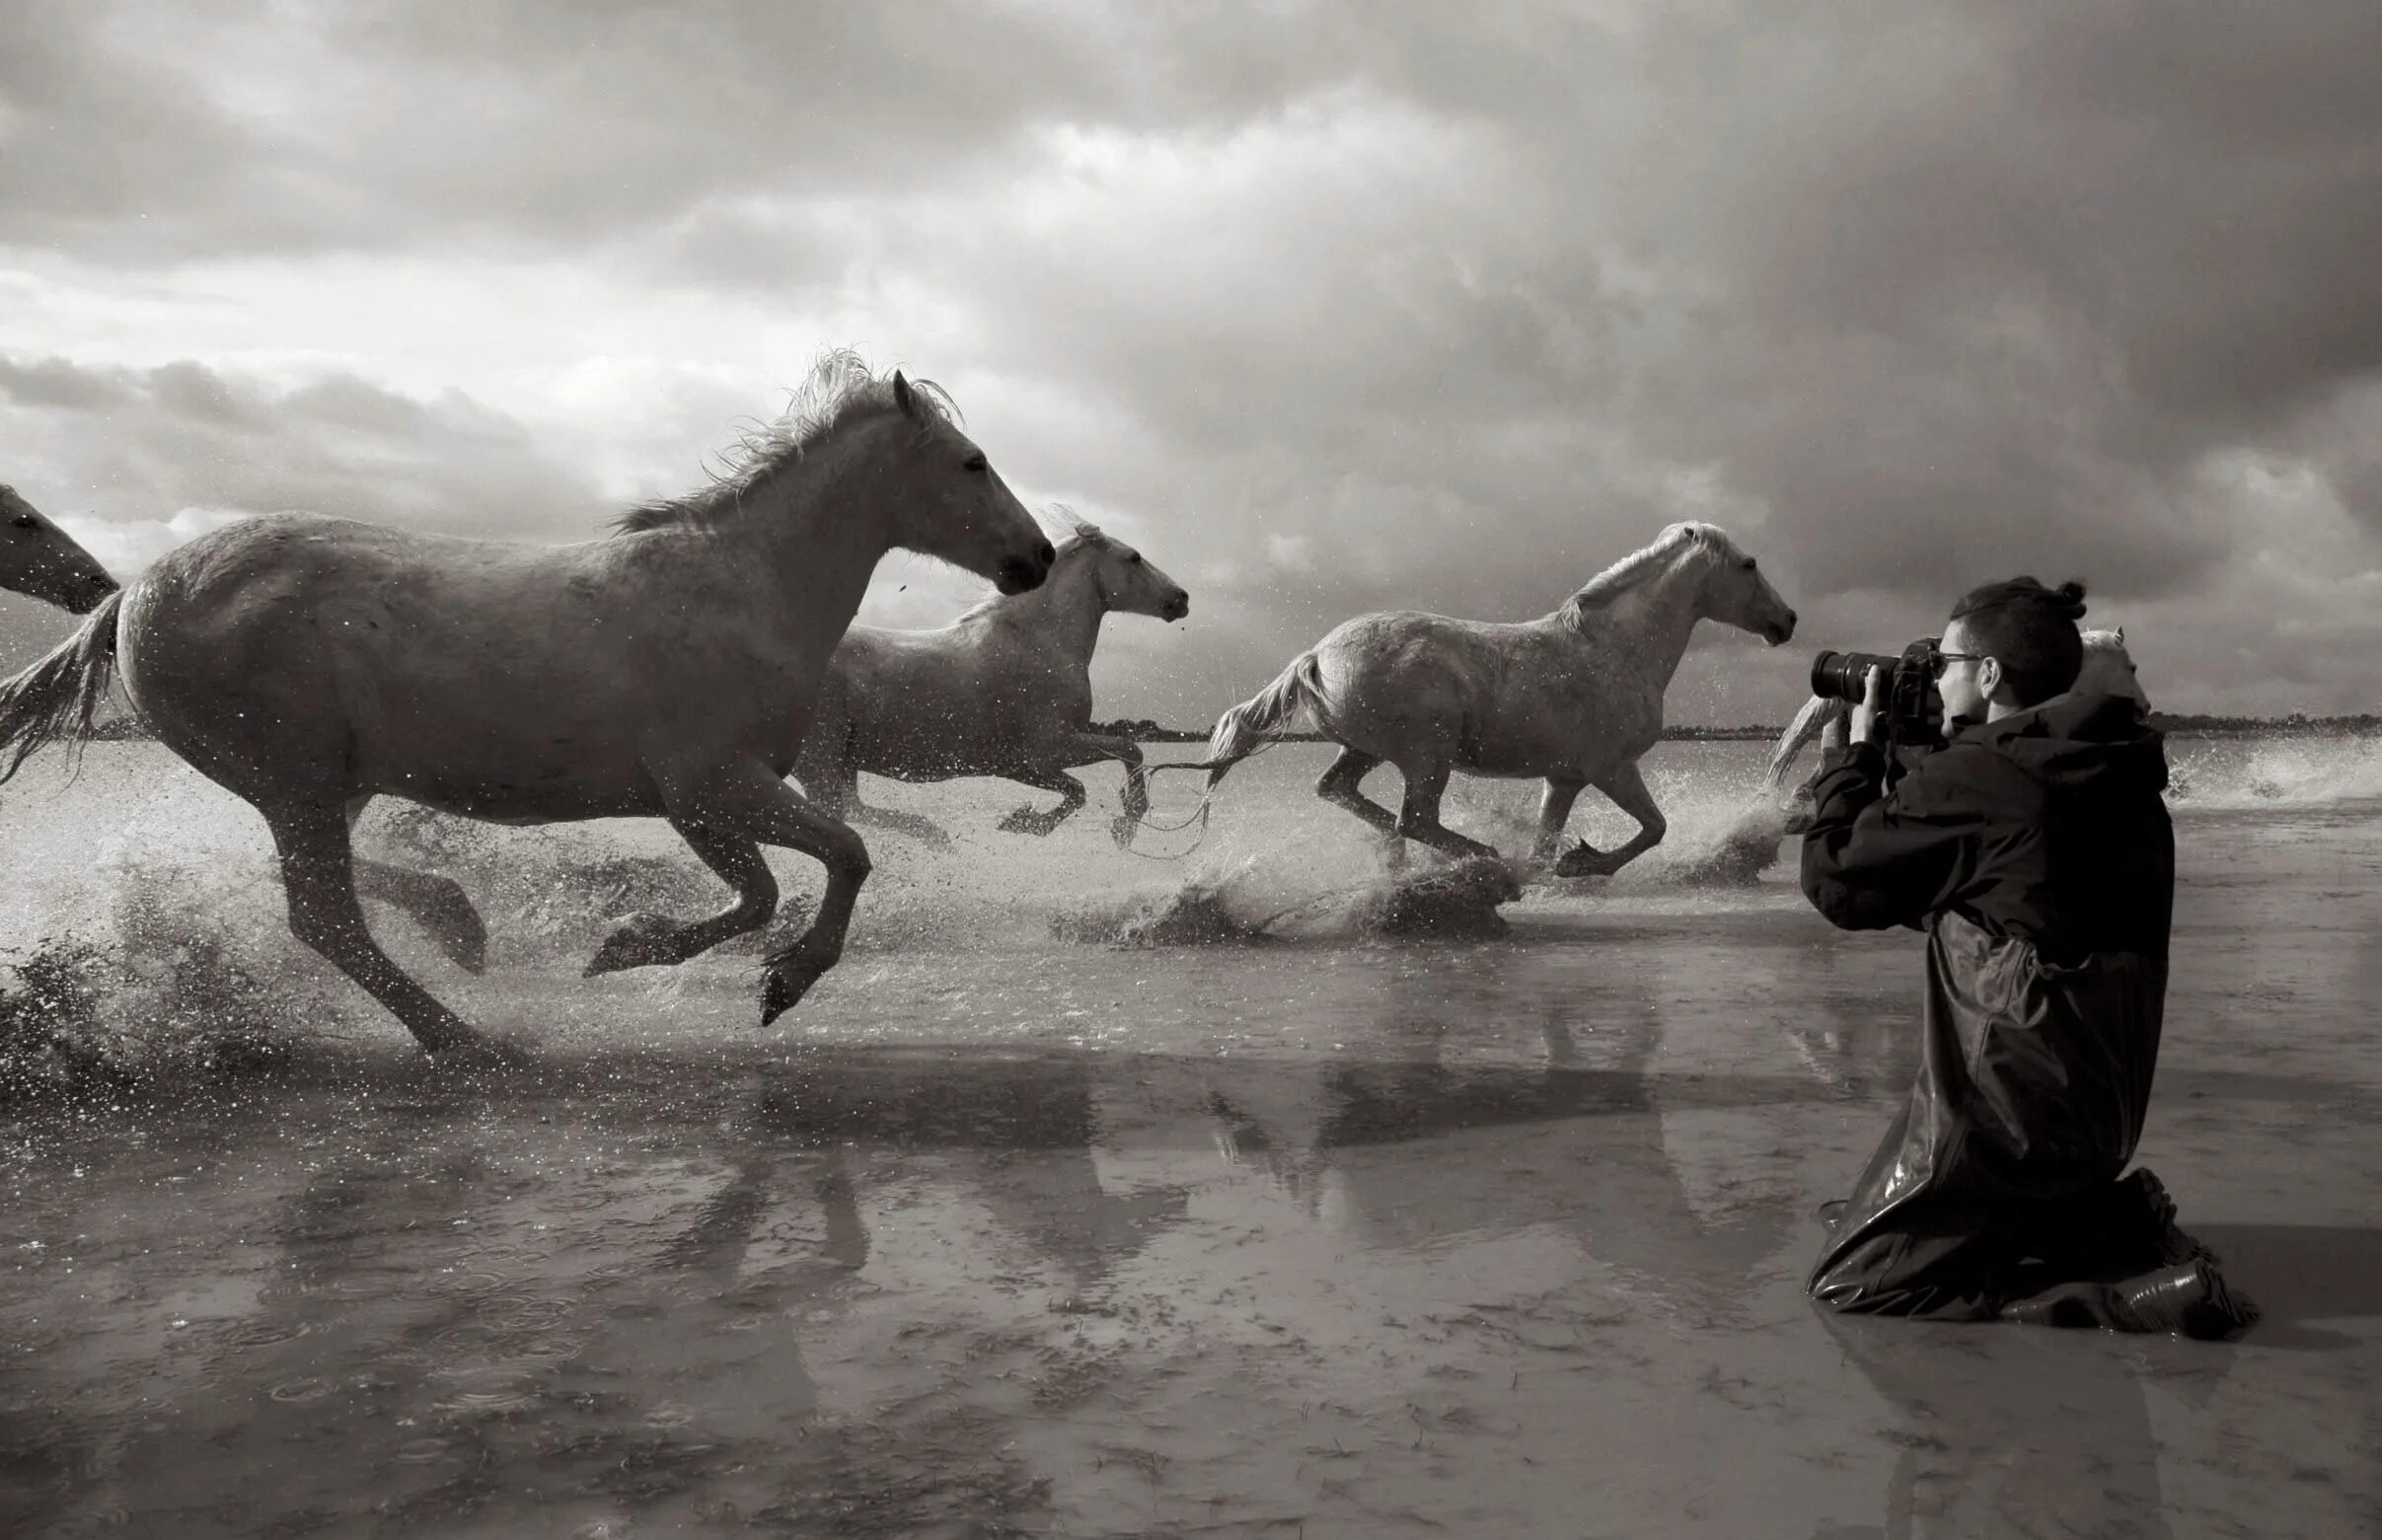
[1764,611,1799,646]
[995,541,1057,595]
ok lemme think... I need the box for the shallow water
[3,738,2379,1537]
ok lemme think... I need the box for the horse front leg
[996,766,1087,837]
[663,761,872,1025]
[583,812,778,976]
[1054,730,1148,847]
[1530,776,1585,864]
[1555,762,1668,878]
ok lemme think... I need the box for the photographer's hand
[1848,666,1889,749]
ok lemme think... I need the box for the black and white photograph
[3,3,2378,1535]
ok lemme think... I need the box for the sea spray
[1053,852,1520,946]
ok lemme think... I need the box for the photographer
[1798,577,2257,1337]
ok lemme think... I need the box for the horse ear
[2113,625,2124,644]
[893,371,917,418]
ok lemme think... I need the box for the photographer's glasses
[1929,649,1989,678]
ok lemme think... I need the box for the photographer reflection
[1817,1312,2172,1539]
[1798,577,2257,1337]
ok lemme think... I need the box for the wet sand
[3,743,2379,1537]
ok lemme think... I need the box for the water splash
[1,854,338,1100]
[1053,852,1520,946]
[2166,735,2382,811]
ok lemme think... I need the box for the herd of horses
[0,353,2148,1059]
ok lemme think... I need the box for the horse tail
[1763,694,1839,788]
[1202,650,1326,788]
[0,589,124,785]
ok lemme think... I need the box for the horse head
[1679,523,1798,645]
[0,485,118,615]
[878,371,1054,595]
[2079,626,2151,713]
[1057,516,1189,623]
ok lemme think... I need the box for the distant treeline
[1092,713,2382,743]
[72,710,2382,748]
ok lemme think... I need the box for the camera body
[1809,638,1944,746]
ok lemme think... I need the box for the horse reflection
[1200,982,1825,1326]
[749,1050,1190,1289]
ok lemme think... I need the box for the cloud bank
[5,1,2380,719]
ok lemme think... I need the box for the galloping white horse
[795,515,1190,849]
[0,353,1055,1056]
[1199,522,1798,876]
[1763,627,2149,792]
[0,484,117,615]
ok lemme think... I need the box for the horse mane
[1567,522,1717,610]
[612,349,959,535]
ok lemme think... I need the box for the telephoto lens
[1810,650,1898,705]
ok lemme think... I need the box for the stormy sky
[5,1,2380,722]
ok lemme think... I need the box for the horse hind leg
[997,768,1087,837]
[1315,748,1397,837]
[347,799,488,974]
[846,801,954,848]
[265,803,498,1058]
[1393,760,1501,864]
[1556,762,1668,878]
[584,814,778,976]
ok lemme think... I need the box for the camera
[1809,638,1944,744]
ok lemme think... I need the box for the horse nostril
[1034,539,1056,568]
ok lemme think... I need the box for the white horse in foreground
[1197,522,1798,876]
[0,354,1055,1057]
[795,516,1190,849]
[1762,626,2149,794]
[0,484,117,616]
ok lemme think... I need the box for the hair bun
[2052,579,2088,619]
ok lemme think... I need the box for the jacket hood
[1960,692,2170,795]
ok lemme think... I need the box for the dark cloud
[6,2,2382,718]
[0,355,608,543]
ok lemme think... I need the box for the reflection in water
[1818,1313,2170,1540]
[750,1052,1188,1291]
[3,847,2375,1536]
[1201,967,1828,1327]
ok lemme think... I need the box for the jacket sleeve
[1799,742,1988,931]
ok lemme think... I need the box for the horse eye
[963,453,988,473]
[11,515,37,530]
[1129,552,1144,565]
[1743,558,1756,570]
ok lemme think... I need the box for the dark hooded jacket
[1798,693,2175,1317]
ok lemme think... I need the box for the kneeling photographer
[1797,576,2257,1337]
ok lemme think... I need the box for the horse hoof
[997,809,1050,836]
[583,913,680,978]
[1109,814,1139,850]
[761,969,817,1026]
[1554,842,1612,879]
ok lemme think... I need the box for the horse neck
[1558,552,1709,691]
[717,424,904,636]
[990,552,1106,666]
